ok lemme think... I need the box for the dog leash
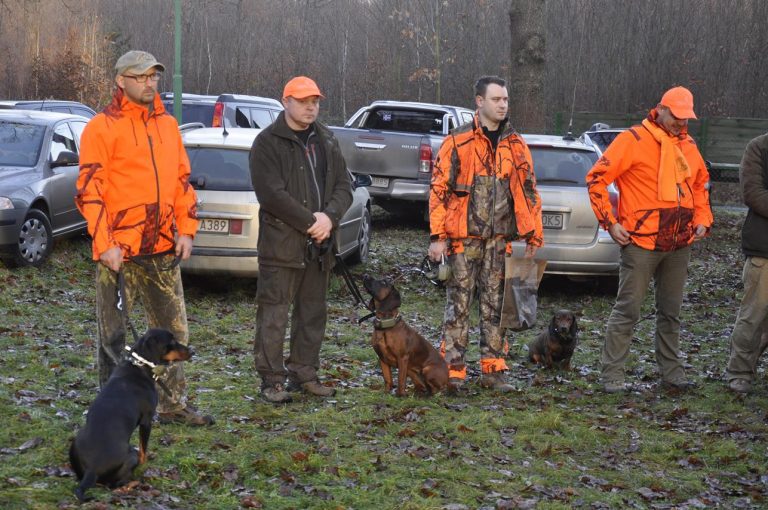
[334,254,375,323]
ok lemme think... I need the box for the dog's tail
[74,470,96,502]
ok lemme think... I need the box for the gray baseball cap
[115,50,166,76]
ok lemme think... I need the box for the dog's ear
[549,313,558,333]
[569,312,579,336]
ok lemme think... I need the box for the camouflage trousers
[442,238,508,375]
[95,254,189,413]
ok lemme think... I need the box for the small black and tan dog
[528,309,579,370]
[69,329,191,501]
[363,275,448,396]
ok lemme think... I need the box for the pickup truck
[330,100,475,214]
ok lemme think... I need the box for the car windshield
[362,108,445,134]
[588,131,622,152]
[164,103,214,126]
[530,147,598,187]
[0,121,45,167]
[187,147,252,191]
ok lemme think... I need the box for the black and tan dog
[528,309,579,370]
[68,329,192,501]
[363,275,448,396]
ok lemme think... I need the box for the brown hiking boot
[261,383,293,404]
[294,380,336,397]
[479,372,515,393]
[158,405,214,426]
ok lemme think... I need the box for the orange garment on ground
[76,90,198,260]
[585,109,713,252]
[429,114,543,253]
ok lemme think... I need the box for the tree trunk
[508,0,546,132]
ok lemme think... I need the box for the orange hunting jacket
[76,90,198,260]
[429,115,543,251]
[585,110,713,251]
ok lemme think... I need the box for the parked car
[179,127,372,277]
[160,93,283,129]
[0,110,88,267]
[329,100,475,215]
[0,99,96,119]
[510,134,620,278]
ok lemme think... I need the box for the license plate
[198,218,229,233]
[542,212,563,229]
[370,177,389,188]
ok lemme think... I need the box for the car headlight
[0,197,13,210]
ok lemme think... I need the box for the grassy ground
[1,206,766,509]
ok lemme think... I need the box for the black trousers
[254,262,330,386]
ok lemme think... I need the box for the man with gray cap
[249,76,352,403]
[76,50,213,425]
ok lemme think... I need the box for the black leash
[334,254,375,323]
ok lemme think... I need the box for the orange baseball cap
[660,86,697,120]
[283,76,325,100]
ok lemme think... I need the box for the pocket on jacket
[259,212,304,264]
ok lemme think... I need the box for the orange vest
[429,115,543,252]
[76,90,198,260]
[586,111,713,251]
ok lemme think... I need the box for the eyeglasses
[123,73,162,83]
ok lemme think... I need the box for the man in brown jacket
[249,76,352,403]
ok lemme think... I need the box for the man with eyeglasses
[76,50,213,426]
[586,86,713,394]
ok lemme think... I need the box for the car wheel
[349,207,371,265]
[13,209,53,267]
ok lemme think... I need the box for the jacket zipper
[145,117,161,253]
[300,131,322,210]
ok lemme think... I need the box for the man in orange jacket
[76,50,212,425]
[586,86,713,394]
[429,76,543,392]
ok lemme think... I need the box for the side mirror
[51,150,79,168]
[354,174,372,188]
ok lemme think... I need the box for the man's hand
[608,222,631,246]
[176,235,194,260]
[307,212,333,242]
[428,240,447,262]
[524,243,538,259]
[693,224,707,241]
[99,246,123,272]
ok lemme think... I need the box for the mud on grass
[1,208,767,509]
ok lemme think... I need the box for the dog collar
[124,345,173,396]
[374,315,401,330]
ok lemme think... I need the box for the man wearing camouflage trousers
[429,76,543,392]
[76,50,212,425]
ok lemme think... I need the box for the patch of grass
[0,208,766,509]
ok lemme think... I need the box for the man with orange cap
[249,76,352,403]
[586,86,713,393]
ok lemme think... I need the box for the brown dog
[528,309,579,369]
[363,275,448,396]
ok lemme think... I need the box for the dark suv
[0,100,96,119]
[160,92,283,129]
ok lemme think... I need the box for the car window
[460,112,474,125]
[50,123,77,161]
[49,106,72,114]
[588,131,622,153]
[250,108,273,129]
[71,107,94,119]
[0,121,46,166]
[530,148,598,187]
[362,109,445,134]
[186,147,252,191]
[164,102,214,126]
[69,121,87,150]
